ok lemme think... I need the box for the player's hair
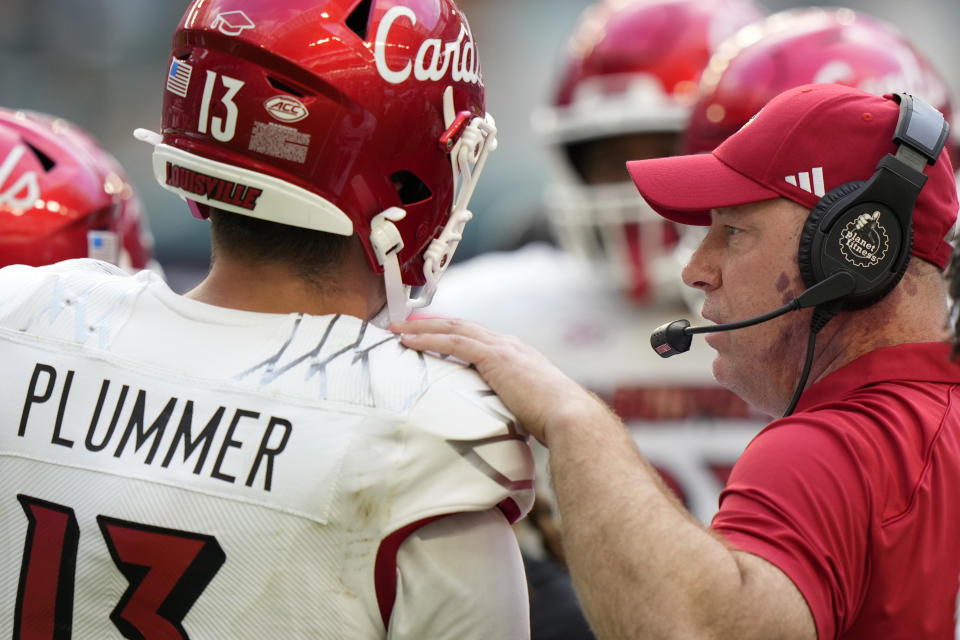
[208,208,352,287]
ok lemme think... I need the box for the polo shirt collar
[795,341,960,413]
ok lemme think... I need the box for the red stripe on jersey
[374,515,446,630]
[497,498,522,524]
[375,504,526,628]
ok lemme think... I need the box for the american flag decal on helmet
[166,59,193,98]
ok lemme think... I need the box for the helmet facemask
[371,86,497,324]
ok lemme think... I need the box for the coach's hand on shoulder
[392,318,607,445]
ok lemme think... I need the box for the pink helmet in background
[669,7,958,315]
[137,0,497,323]
[534,0,766,303]
[0,108,157,270]
[684,7,956,156]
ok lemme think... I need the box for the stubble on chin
[759,321,808,406]
[710,352,759,414]
[710,319,805,416]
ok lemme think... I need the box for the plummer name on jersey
[16,362,293,492]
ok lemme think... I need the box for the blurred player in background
[426,1,767,637]
[432,0,960,526]
[684,7,958,157]
[0,0,533,638]
[429,0,767,529]
[0,108,159,272]
[674,6,960,310]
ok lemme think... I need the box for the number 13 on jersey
[15,494,224,640]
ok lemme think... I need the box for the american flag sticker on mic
[166,59,193,98]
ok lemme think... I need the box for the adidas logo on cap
[784,167,825,197]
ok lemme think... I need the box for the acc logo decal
[0,146,41,209]
[374,6,481,86]
[212,11,256,37]
[840,211,889,267]
[264,96,309,123]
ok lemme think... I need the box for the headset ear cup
[797,181,865,289]
[854,226,912,309]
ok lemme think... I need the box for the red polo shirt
[712,342,960,639]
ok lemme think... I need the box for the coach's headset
[651,91,950,415]
[798,91,950,309]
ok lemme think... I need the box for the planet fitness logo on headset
[839,210,890,267]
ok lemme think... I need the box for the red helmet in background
[671,7,958,316]
[534,0,766,303]
[684,8,956,156]
[0,108,157,271]
[137,0,497,323]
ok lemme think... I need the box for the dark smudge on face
[901,272,919,297]
[775,272,790,293]
[777,273,807,306]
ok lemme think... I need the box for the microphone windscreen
[650,319,692,358]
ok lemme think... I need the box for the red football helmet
[684,8,956,156]
[136,0,496,322]
[0,108,157,271]
[534,0,765,303]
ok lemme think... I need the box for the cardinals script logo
[374,6,482,86]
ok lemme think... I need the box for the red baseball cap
[627,83,959,269]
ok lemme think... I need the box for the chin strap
[370,204,476,326]
[370,207,411,326]
[370,103,498,325]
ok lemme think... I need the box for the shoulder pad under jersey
[0,264,41,315]
[387,362,535,529]
[0,259,147,339]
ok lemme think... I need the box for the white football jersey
[0,260,534,639]
[425,243,769,523]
